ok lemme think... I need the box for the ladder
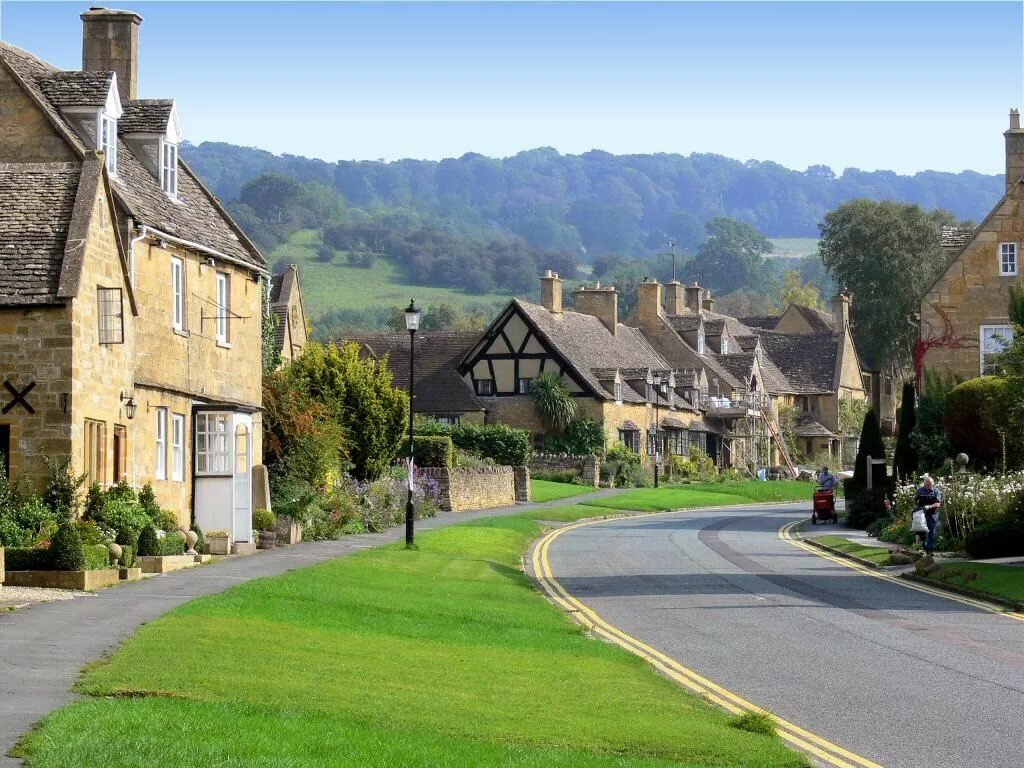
[761,405,798,479]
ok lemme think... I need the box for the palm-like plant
[530,372,577,436]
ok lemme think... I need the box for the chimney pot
[1012,108,1021,130]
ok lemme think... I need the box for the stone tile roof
[736,334,760,352]
[792,305,834,333]
[715,353,755,386]
[0,162,81,305]
[941,225,975,250]
[794,417,837,438]
[119,99,174,133]
[516,299,672,400]
[38,71,113,107]
[0,41,264,272]
[756,330,836,393]
[343,331,485,414]
[669,315,703,333]
[737,315,779,330]
[270,266,298,355]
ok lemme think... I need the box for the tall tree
[691,217,773,295]
[776,269,823,310]
[892,382,919,482]
[818,200,958,368]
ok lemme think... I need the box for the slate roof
[791,305,834,333]
[737,315,779,330]
[716,353,755,386]
[515,299,672,399]
[38,71,114,107]
[344,332,485,414]
[756,330,836,393]
[0,41,264,272]
[119,99,174,133]
[0,162,81,305]
[669,315,702,333]
[794,417,837,438]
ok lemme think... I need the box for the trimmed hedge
[4,543,110,571]
[84,543,110,570]
[404,435,454,467]
[964,521,1024,559]
[417,422,531,466]
[137,525,160,557]
[51,521,85,571]
[158,532,186,556]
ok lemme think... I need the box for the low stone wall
[3,568,121,591]
[423,466,531,512]
[529,453,600,487]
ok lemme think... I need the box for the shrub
[852,410,887,493]
[601,444,643,488]
[964,520,1024,559]
[550,417,606,456]
[945,377,1021,470]
[417,421,531,466]
[404,435,453,468]
[4,547,53,570]
[97,497,151,541]
[83,483,106,521]
[106,479,137,503]
[253,508,277,531]
[119,543,136,568]
[41,457,87,519]
[892,382,919,483]
[138,483,160,522]
[75,519,111,546]
[50,520,86,571]
[84,543,111,570]
[137,525,160,557]
[0,516,33,548]
[531,469,580,484]
[845,487,889,529]
[115,525,139,551]
[157,509,181,533]
[159,532,186,556]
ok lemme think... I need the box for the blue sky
[2,1,1021,173]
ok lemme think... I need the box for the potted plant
[253,509,278,549]
[206,530,230,556]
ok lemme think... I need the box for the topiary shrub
[119,543,136,568]
[852,410,887,492]
[50,520,86,571]
[41,457,86,519]
[83,483,106,521]
[157,508,181,533]
[253,508,277,531]
[845,487,889,530]
[137,524,160,557]
[84,543,111,570]
[403,435,453,468]
[137,483,160,522]
[944,376,1021,470]
[158,531,186,556]
[4,547,53,570]
[96,497,150,542]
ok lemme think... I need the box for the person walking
[915,475,942,556]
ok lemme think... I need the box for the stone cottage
[918,110,1024,387]
[0,8,266,544]
[269,264,308,365]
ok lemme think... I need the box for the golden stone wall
[0,67,77,163]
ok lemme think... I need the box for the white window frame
[155,407,167,480]
[171,257,185,331]
[614,381,622,403]
[171,413,185,481]
[980,324,1015,374]
[98,111,117,176]
[999,242,1018,276]
[160,140,178,199]
[697,331,706,355]
[721,337,729,354]
[195,412,231,476]
[216,272,230,344]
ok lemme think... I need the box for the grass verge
[584,481,813,512]
[922,561,1024,603]
[812,535,892,565]
[14,515,805,768]
[530,479,596,503]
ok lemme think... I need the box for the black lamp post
[404,299,422,548]
[653,376,665,488]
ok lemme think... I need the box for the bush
[83,483,106,521]
[115,525,139,551]
[159,532,186,556]
[50,520,86,571]
[96,497,151,541]
[845,487,889,529]
[964,520,1024,559]
[84,543,111,570]
[138,483,160,522]
[74,519,110,546]
[417,421,532,466]
[945,377,1021,470]
[550,417,606,456]
[601,444,642,488]
[404,435,454,468]
[4,547,52,570]
[157,509,181,533]
[852,410,887,493]
[0,516,33,548]
[253,508,277,531]
[137,525,160,557]
[531,469,580,484]
[42,457,86,519]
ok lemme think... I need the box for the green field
[813,535,892,565]
[925,561,1024,603]
[269,229,510,321]
[768,238,819,259]
[15,516,805,768]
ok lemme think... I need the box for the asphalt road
[544,503,1024,768]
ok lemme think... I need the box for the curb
[902,572,1024,612]
[798,536,887,569]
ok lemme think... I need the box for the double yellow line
[779,521,1024,623]
[532,515,884,768]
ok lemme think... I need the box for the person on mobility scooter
[811,466,839,524]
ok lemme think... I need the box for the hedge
[4,543,110,571]
[403,435,454,467]
[964,521,1024,559]
[157,532,186,556]
[416,422,531,466]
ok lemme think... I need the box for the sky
[1,1,1022,174]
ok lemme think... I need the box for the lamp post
[404,299,422,548]
[653,376,667,488]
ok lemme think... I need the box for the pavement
[542,503,1024,768]
[0,486,622,766]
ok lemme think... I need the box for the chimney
[702,289,715,313]
[831,291,851,336]
[82,7,143,102]
[663,280,685,316]
[575,284,618,335]
[1006,108,1024,193]
[540,270,563,314]
[684,282,704,314]
[636,278,662,327]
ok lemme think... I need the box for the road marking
[533,515,884,768]
[779,521,1024,623]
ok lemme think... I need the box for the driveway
[0,488,622,766]
[541,503,1024,768]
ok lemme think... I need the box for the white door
[232,415,252,543]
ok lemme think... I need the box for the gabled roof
[119,99,174,134]
[790,304,834,333]
[344,331,485,414]
[716,353,756,386]
[38,71,114,108]
[737,315,779,330]
[940,225,975,250]
[794,417,838,438]
[756,330,836,393]
[269,265,303,355]
[0,41,264,272]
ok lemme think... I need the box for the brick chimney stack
[82,7,142,101]
[663,281,685,315]
[684,282,704,314]
[575,283,618,335]
[637,278,662,327]
[1006,108,1024,193]
[540,270,563,314]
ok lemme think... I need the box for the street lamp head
[404,299,422,332]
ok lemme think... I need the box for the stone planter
[257,530,277,549]
[137,555,199,574]
[232,541,256,556]
[4,568,121,591]
[207,536,231,556]
[119,567,143,581]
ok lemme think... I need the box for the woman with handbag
[914,475,942,556]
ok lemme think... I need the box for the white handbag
[911,509,928,533]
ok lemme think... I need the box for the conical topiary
[50,520,86,571]
[137,524,160,557]
[853,409,887,491]
[892,382,919,482]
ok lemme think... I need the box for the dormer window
[99,112,117,175]
[721,337,729,354]
[697,331,706,355]
[161,141,178,198]
[614,381,622,403]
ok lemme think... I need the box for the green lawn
[813,535,892,565]
[924,561,1024,603]
[14,515,805,768]
[270,229,510,320]
[584,481,813,512]
[530,479,596,503]
[519,504,625,522]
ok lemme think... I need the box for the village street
[539,503,1024,768]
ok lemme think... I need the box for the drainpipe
[128,224,148,288]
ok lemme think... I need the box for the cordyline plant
[530,372,577,436]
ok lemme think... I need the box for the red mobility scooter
[811,488,838,525]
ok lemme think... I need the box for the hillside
[184,141,1000,253]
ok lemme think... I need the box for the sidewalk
[0,487,623,767]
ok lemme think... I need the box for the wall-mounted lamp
[120,391,137,420]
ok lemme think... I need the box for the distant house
[344,332,486,425]
[919,110,1024,387]
[0,8,266,543]
[269,264,308,365]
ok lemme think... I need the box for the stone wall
[530,453,600,487]
[423,465,529,512]
[0,67,77,164]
